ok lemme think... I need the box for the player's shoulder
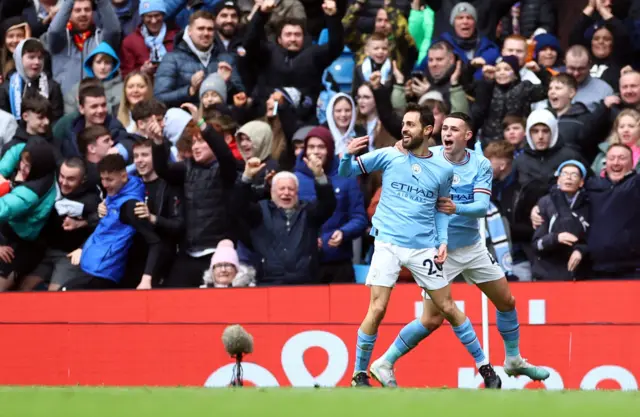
[469,150,492,172]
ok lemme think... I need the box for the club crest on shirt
[452,174,461,185]
[411,164,422,175]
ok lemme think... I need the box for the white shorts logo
[412,164,422,175]
[452,174,461,185]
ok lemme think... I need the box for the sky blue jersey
[339,147,453,249]
[432,146,493,251]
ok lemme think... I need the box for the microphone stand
[230,353,244,387]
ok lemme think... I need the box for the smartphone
[272,101,279,117]
[411,71,424,81]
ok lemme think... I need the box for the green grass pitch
[2,387,639,417]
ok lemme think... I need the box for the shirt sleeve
[435,167,453,245]
[340,150,393,177]
[473,158,493,197]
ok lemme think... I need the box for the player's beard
[403,134,424,151]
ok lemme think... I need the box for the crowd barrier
[0,281,638,390]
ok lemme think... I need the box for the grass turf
[1,387,639,417]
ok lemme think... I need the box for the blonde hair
[1,23,31,79]
[117,72,153,131]
[608,109,640,147]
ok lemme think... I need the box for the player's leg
[370,297,444,387]
[477,276,550,381]
[352,242,401,387]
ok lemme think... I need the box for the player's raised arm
[339,136,394,178]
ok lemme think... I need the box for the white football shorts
[366,240,448,291]
[423,239,504,299]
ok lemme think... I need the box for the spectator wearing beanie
[120,0,179,78]
[199,73,227,114]
[163,107,192,161]
[534,33,563,74]
[294,126,367,283]
[201,239,256,288]
[476,54,549,143]
[433,2,499,80]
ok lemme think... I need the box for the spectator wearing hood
[244,0,343,125]
[324,93,367,156]
[477,55,549,143]
[200,239,256,288]
[294,126,367,283]
[46,0,122,95]
[22,0,61,39]
[532,160,590,281]
[236,120,276,179]
[0,17,31,83]
[534,33,563,74]
[569,0,630,90]
[343,1,417,78]
[433,2,500,80]
[154,10,243,108]
[0,110,18,150]
[64,41,123,116]
[514,108,585,188]
[0,139,57,291]
[162,107,192,160]
[120,0,178,78]
[111,0,141,37]
[0,38,63,122]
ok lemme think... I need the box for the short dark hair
[429,41,454,55]
[551,73,578,90]
[405,102,435,130]
[131,98,167,122]
[79,85,106,106]
[189,10,215,25]
[98,154,127,174]
[484,140,515,161]
[446,112,473,131]
[78,125,110,156]
[132,137,153,150]
[21,96,51,118]
[502,115,526,130]
[276,17,305,37]
[62,157,87,178]
[22,39,46,56]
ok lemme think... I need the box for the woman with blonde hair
[593,109,640,176]
[117,71,153,132]
[0,18,31,83]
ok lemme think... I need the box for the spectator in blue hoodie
[427,2,499,80]
[64,41,123,115]
[294,126,367,283]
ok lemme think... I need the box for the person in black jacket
[235,156,336,285]
[532,160,590,281]
[151,117,237,287]
[1,96,53,157]
[121,138,183,287]
[243,0,343,124]
[21,157,101,291]
[498,0,556,41]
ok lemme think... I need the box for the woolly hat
[418,90,445,106]
[212,0,241,16]
[450,2,477,25]
[163,108,192,145]
[556,160,587,178]
[210,239,240,270]
[199,72,228,104]
[496,55,520,75]
[138,0,166,16]
[304,126,335,170]
[534,33,561,59]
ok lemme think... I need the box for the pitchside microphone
[222,325,254,387]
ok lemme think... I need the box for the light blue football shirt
[431,146,493,251]
[339,147,453,249]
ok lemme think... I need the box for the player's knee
[420,313,444,331]
[368,301,388,323]
[438,299,460,320]
[496,295,516,312]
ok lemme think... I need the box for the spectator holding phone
[120,0,178,78]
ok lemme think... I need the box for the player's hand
[568,250,583,272]
[436,197,456,215]
[557,232,578,246]
[0,246,14,263]
[244,157,266,179]
[328,230,344,247]
[137,274,152,290]
[435,244,447,265]
[345,136,369,156]
[62,217,88,231]
[67,249,82,266]
[304,154,325,178]
[530,205,543,229]
[394,139,408,155]
[98,201,107,218]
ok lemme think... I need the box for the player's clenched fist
[345,136,369,156]
[322,0,337,15]
[244,157,266,179]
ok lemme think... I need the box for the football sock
[383,319,431,365]
[354,329,377,374]
[452,317,488,368]
[497,309,521,361]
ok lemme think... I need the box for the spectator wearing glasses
[201,239,256,287]
[564,45,614,112]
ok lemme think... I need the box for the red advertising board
[0,282,638,390]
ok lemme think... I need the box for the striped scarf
[67,22,93,51]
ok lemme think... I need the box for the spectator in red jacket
[119,0,178,78]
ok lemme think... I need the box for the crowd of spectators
[0,0,638,291]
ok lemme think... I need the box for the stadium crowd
[0,0,637,291]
